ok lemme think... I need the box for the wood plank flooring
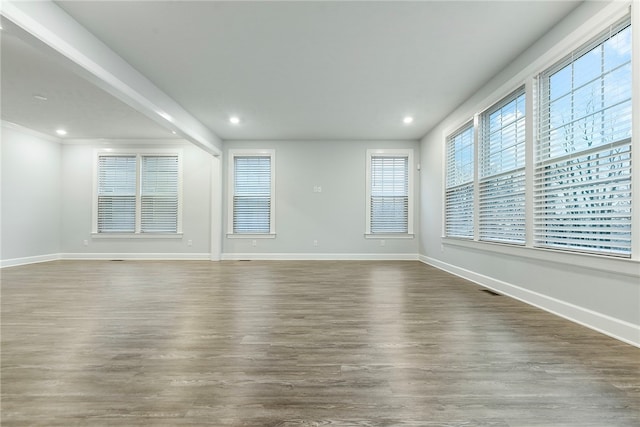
[1,260,638,426]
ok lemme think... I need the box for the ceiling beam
[0,0,222,156]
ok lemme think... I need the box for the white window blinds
[535,18,632,257]
[233,156,272,234]
[97,155,136,233]
[445,124,474,239]
[370,155,409,233]
[96,152,181,235]
[479,89,526,244]
[141,155,179,233]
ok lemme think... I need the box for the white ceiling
[2,1,583,142]
[0,18,176,140]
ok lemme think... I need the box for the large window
[96,151,181,234]
[479,88,526,244]
[445,124,474,239]
[536,17,632,257]
[228,150,275,236]
[366,149,414,235]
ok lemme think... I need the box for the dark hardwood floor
[1,260,638,426]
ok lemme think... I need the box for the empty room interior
[1,0,639,426]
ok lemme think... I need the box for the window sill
[441,237,639,278]
[92,233,183,239]
[365,233,415,239]
[226,233,276,239]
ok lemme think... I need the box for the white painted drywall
[222,140,420,258]
[419,0,639,344]
[1,124,62,263]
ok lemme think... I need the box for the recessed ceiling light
[171,130,177,135]
[229,116,240,125]
[33,94,48,101]
[55,129,67,136]
[403,116,414,124]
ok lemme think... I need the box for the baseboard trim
[419,254,640,348]
[0,253,61,268]
[61,253,212,261]
[1,252,416,266]
[222,253,419,261]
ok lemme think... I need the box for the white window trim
[365,148,415,238]
[226,149,276,238]
[440,1,637,263]
[92,148,183,236]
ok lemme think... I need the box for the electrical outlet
[252,240,257,247]
[83,240,89,247]
[380,240,386,247]
[313,240,318,247]
[187,239,193,247]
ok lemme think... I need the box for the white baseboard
[419,254,640,348]
[0,253,61,268]
[2,252,417,266]
[61,253,212,261]
[221,252,419,261]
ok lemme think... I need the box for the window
[228,150,275,236]
[536,17,632,257]
[366,149,414,235]
[140,156,179,233]
[479,88,526,244]
[97,155,137,233]
[95,151,181,234]
[445,124,474,239]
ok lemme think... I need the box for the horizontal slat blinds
[141,155,179,233]
[370,156,408,233]
[535,18,632,257]
[445,124,474,238]
[479,89,526,244]
[97,155,136,233]
[233,156,271,234]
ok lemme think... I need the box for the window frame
[534,16,632,258]
[92,148,183,237]
[227,149,276,238]
[365,148,415,238]
[478,86,527,245]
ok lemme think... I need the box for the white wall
[222,140,420,259]
[60,141,214,258]
[1,124,62,266]
[419,0,639,346]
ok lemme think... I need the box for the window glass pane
[480,88,526,244]
[233,156,271,234]
[445,124,474,239]
[370,156,408,233]
[141,156,179,233]
[536,18,632,256]
[97,155,136,233]
[446,125,474,188]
